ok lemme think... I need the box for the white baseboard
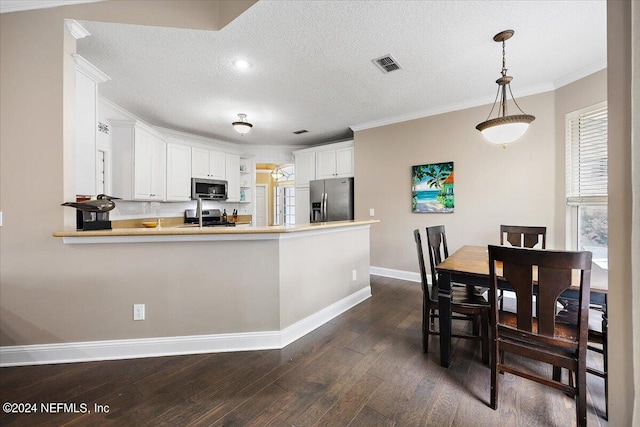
[0,287,371,367]
[370,266,423,283]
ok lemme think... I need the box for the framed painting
[411,161,454,213]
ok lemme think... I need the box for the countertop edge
[53,220,380,241]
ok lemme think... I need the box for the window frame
[564,101,608,255]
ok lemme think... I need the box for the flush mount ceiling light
[232,59,251,70]
[232,113,253,135]
[476,30,535,147]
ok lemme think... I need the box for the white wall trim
[370,266,422,283]
[280,286,371,347]
[1,0,105,14]
[0,286,371,367]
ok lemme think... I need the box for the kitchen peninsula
[28,220,379,365]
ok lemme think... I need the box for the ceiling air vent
[372,54,402,73]
[293,129,308,134]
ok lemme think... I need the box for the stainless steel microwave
[191,178,228,200]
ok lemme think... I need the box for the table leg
[438,271,453,368]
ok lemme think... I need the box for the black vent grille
[293,129,308,134]
[372,54,402,73]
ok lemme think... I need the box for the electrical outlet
[369,208,375,217]
[133,304,145,320]
[352,269,357,281]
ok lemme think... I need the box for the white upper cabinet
[295,140,354,184]
[73,54,110,196]
[111,119,166,201]
[191,147,226,180]
[294,151,316,187]
[316,145,354,179]
[166,143,191,201]
[335,147,354,177]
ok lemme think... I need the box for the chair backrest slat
[500,225,547,249]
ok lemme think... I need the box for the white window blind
[566,103,608,205]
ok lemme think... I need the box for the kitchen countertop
[53,220,379,243]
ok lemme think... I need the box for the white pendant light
[232,113,253,135]
[476,30,535,147]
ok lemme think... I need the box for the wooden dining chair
[487,245,592,427]
[500,225,547,249]
[414,228,490,363]
[557,296,608,420]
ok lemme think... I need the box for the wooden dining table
[435,245,608,368]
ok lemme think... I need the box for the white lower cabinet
[166,143,191,201]
[111,119,166,201]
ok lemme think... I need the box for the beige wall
[355,90,557,271]
[279,227,370,328]
[607,1,636,424]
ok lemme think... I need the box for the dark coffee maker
[76,209,112,231]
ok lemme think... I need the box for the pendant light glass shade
[476,30,535,146]
[232,113,253,135]
[477,115,534,145]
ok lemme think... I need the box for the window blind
[566,103,608,205]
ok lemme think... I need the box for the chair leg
[490,337,498,409]
[602,307,608,420]
[481,312,489,364]
[472,315,480,336]
[576,365,587,427]
[422,299,429,353]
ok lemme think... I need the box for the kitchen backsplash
[110,200,249,220]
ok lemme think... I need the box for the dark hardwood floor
[0,276,607,426]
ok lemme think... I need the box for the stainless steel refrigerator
[309,177,354,222]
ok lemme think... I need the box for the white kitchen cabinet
[295,187,310,224]
[111,119,166,201]
[315,145,354,179]
[166,143,191,201]
[294,151,315,187]
[73,54,110,196]
[225,153,240,202]
[191,147,226,180]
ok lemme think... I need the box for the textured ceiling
[76,0,607,147]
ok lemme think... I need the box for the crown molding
[350,82,556,132]
[1,0,105,14]
[552,57,607,90]
[65,19,90,39]
[72,54,110,83]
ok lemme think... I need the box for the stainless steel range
[184,209,236,227]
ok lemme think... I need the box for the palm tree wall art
[411,161,454,213]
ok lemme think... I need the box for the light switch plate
[369,208,375,217]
